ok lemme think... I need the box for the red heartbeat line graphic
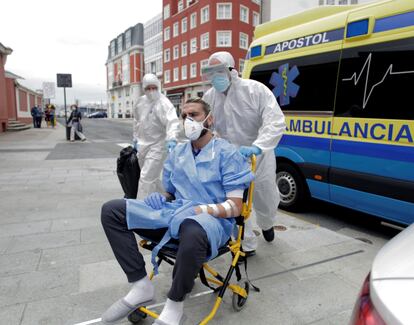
[342,53,414,108]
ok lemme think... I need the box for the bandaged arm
[194,189,244,218]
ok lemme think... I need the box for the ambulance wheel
[276,162,309,212]
[128,309,147,324]
[232,281,249,311]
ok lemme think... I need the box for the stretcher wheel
[128,309,147,324]
[232,281,249,311]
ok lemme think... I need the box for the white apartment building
[144,14,163,79]
[269,0,376,21]
[106,24,144,118]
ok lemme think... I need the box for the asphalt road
[57,117,401,243]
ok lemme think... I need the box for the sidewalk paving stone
[5,230,80,254]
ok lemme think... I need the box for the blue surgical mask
[212,75,230,93]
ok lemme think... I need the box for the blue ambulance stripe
[280,135,330,150]
[280,135,414,163]
[332,139,414,163]
[374,10,414,33]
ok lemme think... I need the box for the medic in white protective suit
[133,74,181,200]
[202,51,286,254]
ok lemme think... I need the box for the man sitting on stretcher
[101,98,254,325]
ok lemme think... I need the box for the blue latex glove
[144,192,166,210]
[132,140,138,151]
[239,145,262,158]
[166,140,177,152]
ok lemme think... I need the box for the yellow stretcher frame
[131,155,257,324]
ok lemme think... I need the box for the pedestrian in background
[67,104,86,142]
[132,73,180,200]
[35,105,43,128]
[30,105,38,128]
[49,105,56,128]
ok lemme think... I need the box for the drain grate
[355,237,373,245]
[274,225,287,232]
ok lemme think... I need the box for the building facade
[269,0,374,21]
[0,42,42,132]
[144,14,163,79]
[106,24,144,119]
[0,42,12,132]
[162,0,261,113]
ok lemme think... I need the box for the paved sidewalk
[0,125,385,325]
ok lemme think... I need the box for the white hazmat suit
[203,52,286,251]
[133,74,180,199]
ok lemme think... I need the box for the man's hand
[144,192,166,210]
[239,145,262,158]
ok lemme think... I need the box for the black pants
[101,199,210,301]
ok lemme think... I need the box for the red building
[0,42,43,132]
[162,0,261,112]
[0,42,12,132]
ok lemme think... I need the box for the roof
[5,70,24,80]
[0,42,12,55]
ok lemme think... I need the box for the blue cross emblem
[269,63,300,106]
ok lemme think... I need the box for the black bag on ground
[117,146,140,199]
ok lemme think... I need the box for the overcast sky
[1,0,162,105]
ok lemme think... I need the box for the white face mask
[184,113,211,141]
[146,90,160,102]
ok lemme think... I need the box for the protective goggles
[201,63,231,82]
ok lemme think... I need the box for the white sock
[158,298,184,325]
[124,276,154,305]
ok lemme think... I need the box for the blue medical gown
[126,138,254,266]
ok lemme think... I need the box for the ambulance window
[249,50,341,112]
[335,37,414,120]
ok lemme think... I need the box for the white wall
[270,0,378,21]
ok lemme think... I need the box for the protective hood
[208,51,235,69]
[143,73,161,91]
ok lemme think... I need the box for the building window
[239,59,245,74]
[252,0,261,4]
[173,45,179,60]
[253,12,260,27]
[181,42,188,56]
[165,70,170,83]
[201,5,210,24]
[190,63,197,78]
[217,31,232,47]
[117,35,123,52]
[351,0,358,3]
[173,22,179,37]
[319,0,324,4]
[338,0,348,4]
[190,12,197,29]
[173,67,179,81]
[178,0,184,12]
[182,17,188,33]
[164,4,170,19]
[200,33,209,50]
[326,0,335,4]
[125,30,132,48]
[182,65,187,80]
[186,0,192,6]
[240,5,249,23]
[200,59,208,75]
[164,27,170,41]
[110,40,116,57]
[239,33,248,49]
[164,49,170,62]
[190,38,197,53]
[217,3,232,20]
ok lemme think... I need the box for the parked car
[350,224,414,325]
[88,112,107,118]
